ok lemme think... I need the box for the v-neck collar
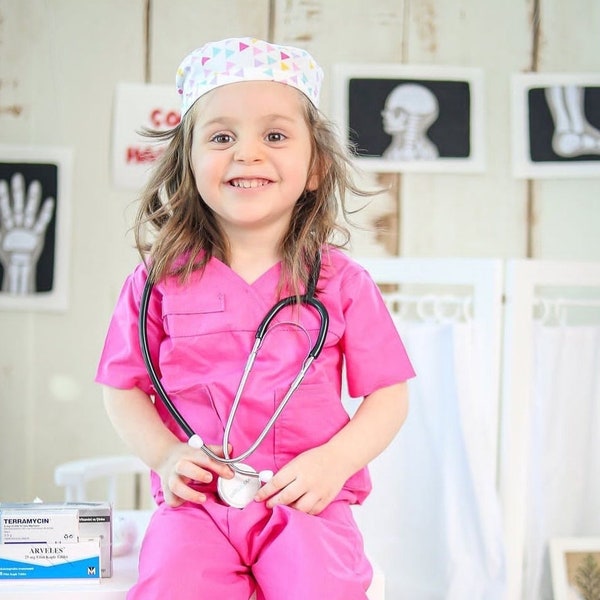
[210,256,282,289]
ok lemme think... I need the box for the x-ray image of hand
[0,173,55,295]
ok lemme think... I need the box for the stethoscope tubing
[138,265,328,474]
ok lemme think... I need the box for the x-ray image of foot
[545,85,600,157]
[380,83,440,161]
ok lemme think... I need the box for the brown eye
[266,132,286,142]
[211,133,233,144]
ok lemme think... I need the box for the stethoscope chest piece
[217,463,261,508]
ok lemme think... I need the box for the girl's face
[190,81,316,242]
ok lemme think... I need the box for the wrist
[323,436,364,481]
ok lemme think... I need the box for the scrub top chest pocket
[162,292,226,337]
[160,290,252,380]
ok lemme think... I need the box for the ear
[305,155,329,192]
[306,171,320,192]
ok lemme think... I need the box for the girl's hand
[254,384,410,515]
[253,445,350,515]
[158,442,234,507]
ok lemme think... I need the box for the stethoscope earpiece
[188,434,204,449]
[259,470,274,483]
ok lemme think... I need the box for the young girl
[97,37,415,600]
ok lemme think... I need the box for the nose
[233,137,263,163]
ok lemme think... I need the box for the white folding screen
[499,260,600,600]
[353,257,600,600]
[350,258,506,599]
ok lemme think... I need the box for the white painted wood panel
[531,0,600,259]
[273,0,406,114]
[150,0,270,84]
[400,0,533,259]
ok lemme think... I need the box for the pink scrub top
[96,248,415,504]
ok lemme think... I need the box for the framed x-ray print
[512,73,600,178]
[0,145,72,311]
[332,64,485,173]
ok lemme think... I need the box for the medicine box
[0,539,101,580]
[0,502,112,578]
[0,508,79,544]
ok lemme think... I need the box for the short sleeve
[341,269,415,398]
[95,263,163,394]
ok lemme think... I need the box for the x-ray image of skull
[380,83,440,161]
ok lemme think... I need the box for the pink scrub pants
[128,497,372,600]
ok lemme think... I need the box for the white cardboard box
[0,503,112,578]
[0,539,101,580]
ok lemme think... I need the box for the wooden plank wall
[0,0,598,554]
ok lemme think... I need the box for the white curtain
[350,321,506,599]
[522,324,600,600]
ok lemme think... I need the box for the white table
[0,511,385,599]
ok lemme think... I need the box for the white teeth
[230,179,269,189]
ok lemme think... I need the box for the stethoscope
[138,258,329,508]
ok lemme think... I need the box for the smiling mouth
[229,178,271,189]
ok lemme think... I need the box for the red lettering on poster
[149,108,181,128]
[126,145,166,164]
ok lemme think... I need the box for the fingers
[253,460,335,515]
[174,446,233,483]
[0,179,13,229]
[253,471,285,503]
[164,475,206,507]
[161,443,235,506]
[257,475,324,514]
[10,173,24,227]
[0,174,54,234]
[291,495,323,515]
[255,471,301,508]
[174,456,215,485]
[24,179,41,228]
[201,443,235,479]
[33,198,55,235]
